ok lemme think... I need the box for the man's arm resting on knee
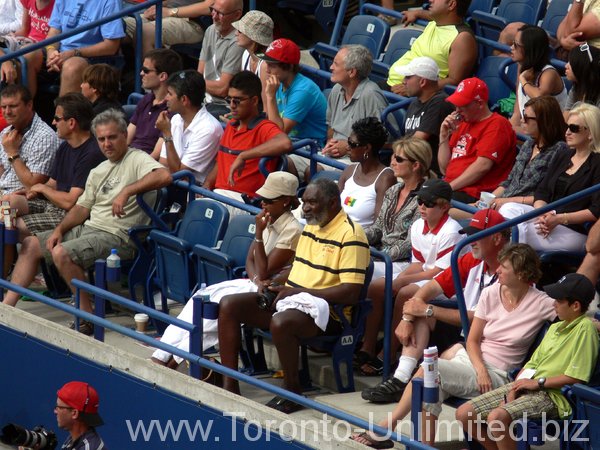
[56,204,91,235]
[66,38,121,59]
[448,157,494,192]
[30,179,83,210]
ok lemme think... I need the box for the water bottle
[422,346,439,403]
[106,248,121,282]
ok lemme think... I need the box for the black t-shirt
[62,428,106,450]
[404,91,454,175]
[50,136,106,192]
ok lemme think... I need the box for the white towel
[275,292,330,331]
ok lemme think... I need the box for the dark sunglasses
[53,115,68,122]
[141,67,158,74]
[225,96,250,106]
[261,196,283,205]
[394,155,414,164]
[417,198,437,208]
[567,123,587,133]
[522,115,537,123]
[347,139,363,149]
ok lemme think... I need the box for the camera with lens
[257,283,280,310]
[1,423,58,450]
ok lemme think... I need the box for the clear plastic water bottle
[106,249,121,268]
[106,248,121,282]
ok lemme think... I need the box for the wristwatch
[163,136,174,144]
[537,377,546,388]
[425,305,434,317]
[7,154,20,164]
[170,7,179,17]
[73,48,82,58]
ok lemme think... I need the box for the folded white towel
[275,292,330,331]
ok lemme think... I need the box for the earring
[363,152,369,160]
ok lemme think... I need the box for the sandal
[353,350,372,369]
[351,431,394,449]
[359,355,384,376]
[377,13,398,26]
[266,395,305,414]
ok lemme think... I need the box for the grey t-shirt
[326,78,388,140]
[199,25,244,106]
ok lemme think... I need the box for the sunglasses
[225,96,250,106]
[347,139,363,149]
[141,67,158,74]
[567,123,587,133]
[417,198,437,208]
[394,155,414,164]
[261,196,283,205]
[53,115,68,122]
[522,115,537,123]
[580,42,593,63]
[511,41,523,48]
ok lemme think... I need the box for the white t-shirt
[410,214,464,271]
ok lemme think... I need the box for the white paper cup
[477,191,496,209]
[134,313,149,332]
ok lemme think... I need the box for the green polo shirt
[523,315,599,417]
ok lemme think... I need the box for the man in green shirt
[456,273,599,448]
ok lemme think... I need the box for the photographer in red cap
[439,77,516,205]
[257,38,327,146]
[55,381,105,450]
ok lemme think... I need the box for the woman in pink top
[0,0,55,96]
[352,243,556,448]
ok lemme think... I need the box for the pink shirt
[22,0,54,42]
[475,283,556,372]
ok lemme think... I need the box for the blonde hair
[392,136,435,178]
[568,103,600,153]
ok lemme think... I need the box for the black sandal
[359,355,384,376]
[353,350,372,369]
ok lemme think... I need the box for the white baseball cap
[395,56,440,81]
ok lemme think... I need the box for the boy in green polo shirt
[456,273,599,448]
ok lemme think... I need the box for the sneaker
[69,320,94,336]
[361,377,407,403]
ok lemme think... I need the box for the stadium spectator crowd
[1,1,600,447]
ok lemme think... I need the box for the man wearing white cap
[399,56,455,176]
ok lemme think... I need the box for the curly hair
[351,117,389,157]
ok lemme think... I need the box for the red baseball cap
[256,38,301,65]
[446,77,489,107]
[57,381,104,427]
[460,208,505,235]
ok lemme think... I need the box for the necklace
[501,285,528,311]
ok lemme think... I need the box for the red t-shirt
[445,113,516,199]
[215,116,284,196]
[22,0,54,42]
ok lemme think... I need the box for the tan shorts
[471,381,559,421]
[123,16,204,46]
[37,225,136,270]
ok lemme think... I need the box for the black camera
[1,423,58,450]
[257,284,279,310]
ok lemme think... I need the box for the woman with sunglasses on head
[231,11,273,112]
[490,96,568,211]
[501,103,600,253]
[355,136,436,375]
[510,25,567,133]
[151,171,302,370]
[338,117,397,229]
[564,43,600,114]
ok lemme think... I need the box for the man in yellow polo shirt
[457,273,599,447]
[218,178,370,412]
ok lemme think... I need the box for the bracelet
[254,238,263,243]
[401,315,414,323]
[563,213,569,225]
[439,140,449,146]
[45,45,57,53]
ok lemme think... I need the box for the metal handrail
[370,248,394,379]
[452,182,600,338]
[56,277,434,449]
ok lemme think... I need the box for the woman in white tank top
[338,117,397,228]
